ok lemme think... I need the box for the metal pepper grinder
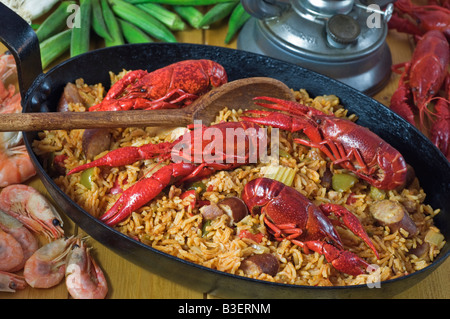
[237,0,394,95]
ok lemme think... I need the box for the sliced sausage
[57,82,84,112]
[321,166,333,190]
[82,128,112,160]
[200,203,224,220]
[240,253,279,277]
[218,197,248,225]
[409,242,429,258]
[369,199,418,238]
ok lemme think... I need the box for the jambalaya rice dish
[32,71,445,287]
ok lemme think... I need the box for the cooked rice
[32,73,445,287]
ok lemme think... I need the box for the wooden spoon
[0,77,295,132]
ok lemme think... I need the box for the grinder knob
[326,14,361,48]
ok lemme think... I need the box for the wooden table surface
[1,6,449,300]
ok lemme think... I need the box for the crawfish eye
[140,88,146,93]
[316,119,322,125]
[52,218,60,226]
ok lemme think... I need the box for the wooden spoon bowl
[0,77,295,132]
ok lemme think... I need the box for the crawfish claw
[330,250,372,276]
[320,203,379,259]
[306,241,371,276]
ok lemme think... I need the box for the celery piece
[369,186,386,201]
[331,173,358,192]
[425,228,445,246]
[261,165,295,187]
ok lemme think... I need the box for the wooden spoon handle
[0,109,193,132]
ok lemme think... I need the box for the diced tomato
[180,190,196,209]
[53,154,67,164]
[346,193,357,205]
[239,229,264,243]
[52,154,68,175]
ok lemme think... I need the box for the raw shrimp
[65,239,108,299]
[0,142,37,187]
[0,53,35,187]
[0,90,20,114]
[24,236,77,289]
[0,228,23,272]
[0,79,15,108]
[0,130,36,188]
[0,53,16,84]
[0,210,39,271]
[0,53,19,114]
[0,184,64,240]
[0,270,27,292]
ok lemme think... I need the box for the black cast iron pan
[1,3,449,298]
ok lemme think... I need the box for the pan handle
[0,3,43,102]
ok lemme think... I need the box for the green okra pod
[102,0,125,46]
[40,29,72,69]
[172,5,204,29]
[109,0,176,42]
[198,1,239,29]
[224,2,251,44]
[92,0,112,41]
[119,19,154,43]
[136,3,186,31]
[125,0,235,5]
[36,1,76,42]
[70,0,92,57]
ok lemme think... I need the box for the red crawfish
[388,0,450,39]
[242,178,379,276]
[240,96,408,190]
[88,59,227,112]
[390,30,450,130]
[428,0,450,9]
[68,121,267,226]
[430,74,450,161]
